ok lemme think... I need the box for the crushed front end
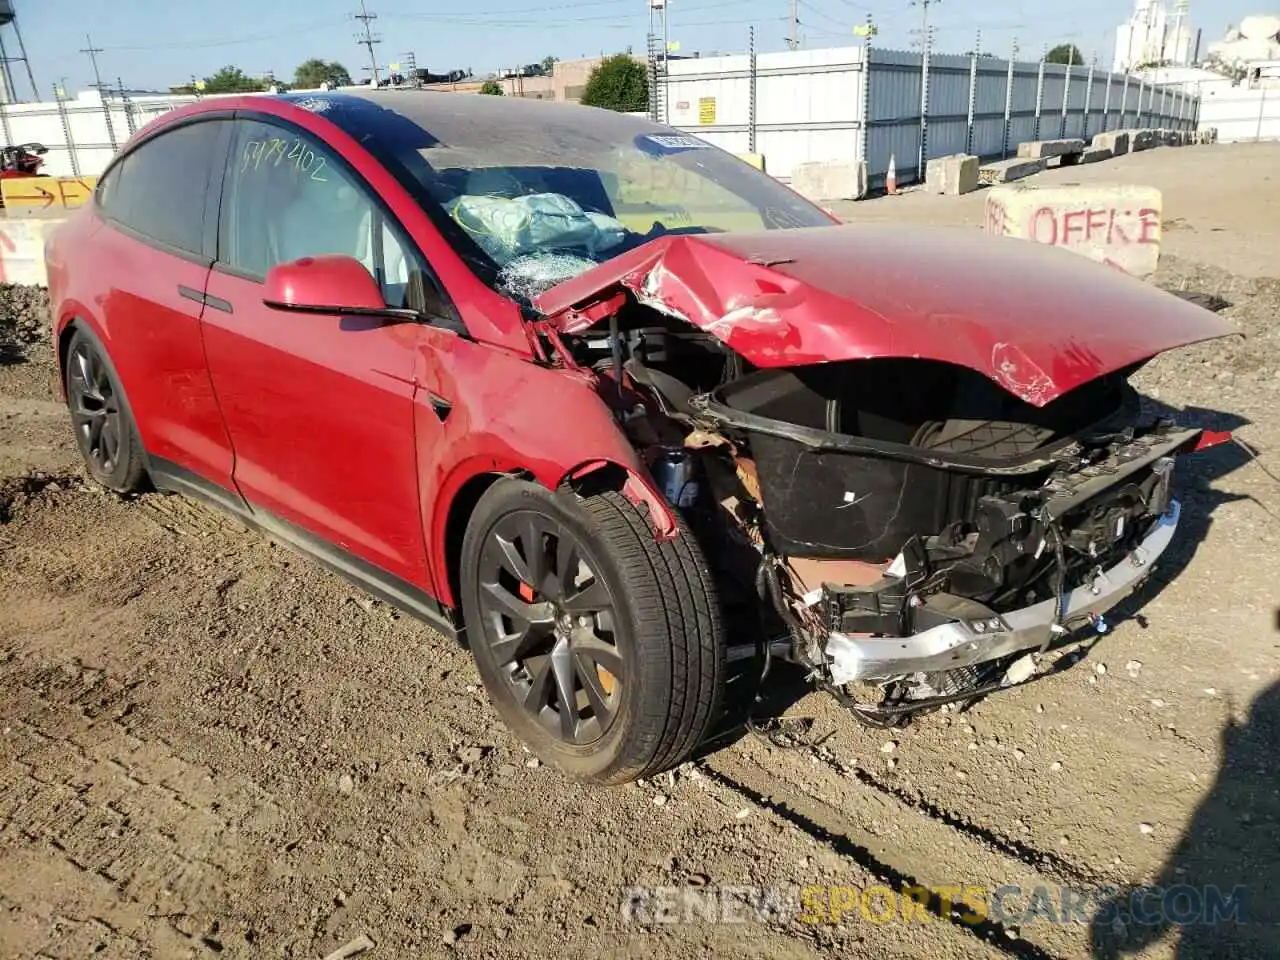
[532,226,1236,724]
[686,360,1219,721]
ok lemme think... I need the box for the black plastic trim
[262,298,422,322]
[148,455,458,640]
[692,391,1074,476]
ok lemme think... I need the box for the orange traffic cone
[886,153,898,195]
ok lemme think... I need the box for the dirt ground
[2,144,1279,960]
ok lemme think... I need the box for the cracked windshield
[398,111,831,301]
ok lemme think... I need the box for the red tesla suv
[46,91,1232,784]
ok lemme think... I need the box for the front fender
[416,332,680,608]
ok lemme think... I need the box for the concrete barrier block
[978,157,1046,185]
[0,216,64,286]
[1016,138,1086,160]
[925,153,980,195]
[791,160,868,201]
[1132,129,1157,151]
[982,183,1163,277]
[1092,130,1130,155]
[1076,146,1113,164]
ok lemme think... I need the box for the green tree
[170,66,265,96]
[479,79,504,95]
[1046,43,1084,66]
[540,55,559,75]
[580,54,648,112]
[202,65,267,93]
[293,58,353,89]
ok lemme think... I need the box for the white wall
[1192,79,1280,141]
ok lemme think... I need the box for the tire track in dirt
[0,664,275,957]
[0,484,1001,958]
[702,739,1086,959]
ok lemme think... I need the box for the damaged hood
[532,224,1236,407]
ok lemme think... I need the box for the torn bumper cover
[824,500,1180,685]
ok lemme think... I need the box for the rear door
[91,117,238,495]
[201,114,436,589]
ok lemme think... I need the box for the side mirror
[263,254,396,316]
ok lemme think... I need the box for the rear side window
[98,120,225,257]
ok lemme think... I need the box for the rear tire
[460,478,725,784]
[64,326,147,493]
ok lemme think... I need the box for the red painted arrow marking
[4,182,56,208]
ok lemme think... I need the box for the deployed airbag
[447,192,627,264]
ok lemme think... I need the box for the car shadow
[1088,680,1280,959]
[692,397,1257,759]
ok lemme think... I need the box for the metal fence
[664,45,1201,183]
[2,48,1202,187]
[0,89,199,178]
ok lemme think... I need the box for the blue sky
[12,0,1263,95]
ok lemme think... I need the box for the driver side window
[219,119,417,308]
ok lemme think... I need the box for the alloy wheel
[67,343,123,476]
[476,511,624,746]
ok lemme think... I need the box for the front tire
[64,326,147,493]
[460,478,725,784]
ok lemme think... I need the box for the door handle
[177,285,234,315]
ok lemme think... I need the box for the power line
[99,19,347,51]
[798,0,853,30]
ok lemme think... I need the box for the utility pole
[910,0,939,50]
[910,0,939,184]
[786,0,800,51]
[79,33,105,93]
[354,0,381,87]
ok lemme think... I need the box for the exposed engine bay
[541,294,1213,725]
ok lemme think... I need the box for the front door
[200,116,432,589]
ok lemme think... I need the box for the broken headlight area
[692,360,1198,722]
[560,311,1207,725]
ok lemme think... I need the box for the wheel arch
[432,456,677,612]
[53,307,110,399]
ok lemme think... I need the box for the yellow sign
[1,175,100,211]
[854,23,878,37]
[389,62,401,72]
[698,96,716,125]
[667,40,681,52]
